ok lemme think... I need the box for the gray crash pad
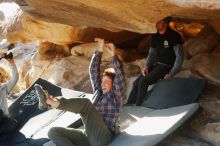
[44,103,200,146]
[109,103,199,146]
[142,78,205,109]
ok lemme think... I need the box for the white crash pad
[109,103,199,146]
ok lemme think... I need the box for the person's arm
[142,47,157,76]
[112,55,126,100]
[169,44,184,75]
[145,47,157,68]
[89,52,102,92]
[5,59,19,94]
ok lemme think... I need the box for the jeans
[127,64,171,106]
[48,98,112,146]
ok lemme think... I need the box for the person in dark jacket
[127,19,184,106]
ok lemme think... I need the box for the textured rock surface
[212,44,220,53]
[0,3,141,47]
[21,53,90,89]
[38,41,70,56]
[71,42,112,61]
[157,135,211,146]
[21,0,220,35]
[184,53,220,85]
[0,2,22,39]
[187,83,220,146]
[184,26,220,59]
[71,40,149,62]
[196,122,220,145]
[0,3,142,52]
[0,42,90,91]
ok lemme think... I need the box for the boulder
[184,26,220,59]
[184,53,220,85]
[175,70,202,79]
[212,44,220,53]
[124,63,141,77]
[0,2,22,39]
[22,0,220,35]
[170,22,205,38]
[71,42,148,62]
[38,41,70,56]
[198,83,220,120]
[158,135,211,146]
[71,42,112,61]
[194,122,220,146]
[22,53,90,89]
[0,3,141,51]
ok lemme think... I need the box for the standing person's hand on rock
[105,43,116,56]
[94,38,105,52]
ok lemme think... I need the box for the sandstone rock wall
[22,0,220,35]
[184,25,220,59]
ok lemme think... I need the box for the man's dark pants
[127,64,171,106]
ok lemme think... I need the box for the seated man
[127,18,184,106]
[37,40,126,146]
[0,52,19,133]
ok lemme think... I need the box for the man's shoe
[34,84,48,110]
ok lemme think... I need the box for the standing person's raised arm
[89,38,105,92]
[89,52,103,92]
[106,43,126,100]
[0,51,19,94]
[112,55,126,100]
[5,59,19,93]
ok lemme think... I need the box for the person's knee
[133,78,139,85]
[82,98,92,106]
[133,76,143,86]
[83,98,90,103]
[138,77,149,86]
[48,127,61,139]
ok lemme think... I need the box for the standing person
[127,19,184,106]
[0,52,19,133]
[37,39,126,146]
